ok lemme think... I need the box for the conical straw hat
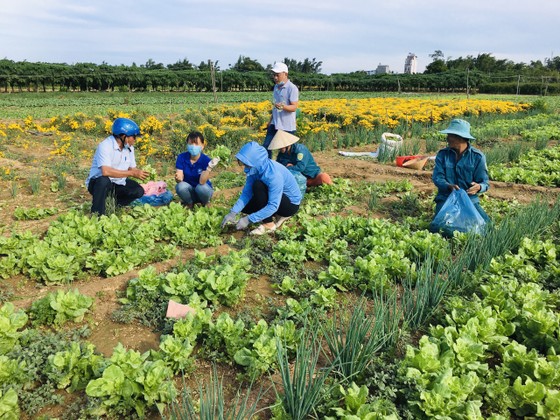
[268,130,300,150]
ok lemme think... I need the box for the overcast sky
[1,0,558,74]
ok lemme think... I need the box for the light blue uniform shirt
[85,135,137,188]
[271,80,299,131]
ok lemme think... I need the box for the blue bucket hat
[439,119,475,140]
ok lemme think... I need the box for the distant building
[375,63,390,74]
[366,63,392,75]
[404,53,417,74]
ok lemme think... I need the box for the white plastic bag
[378,132,403,156]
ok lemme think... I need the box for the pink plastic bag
[165,300,196,319]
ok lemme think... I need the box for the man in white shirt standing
[85,118,149,215]
[262,62,299,158]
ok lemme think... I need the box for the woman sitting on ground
[175,131,219,208]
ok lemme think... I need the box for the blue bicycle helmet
[112,118,141,137]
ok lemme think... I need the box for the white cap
[271,62,288,73]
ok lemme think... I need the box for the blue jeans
[175,182,213,205]
[263,124,296,158]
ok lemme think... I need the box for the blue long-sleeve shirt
[232,142,302,223]
[432,144,490,205]
[276,143,321,179]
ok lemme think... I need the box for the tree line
[0,53,558,95]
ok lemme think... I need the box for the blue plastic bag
[288,168,307,197]
[131,190,174,207]
[429,189,486,237]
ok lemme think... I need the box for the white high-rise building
[404,53,418,74]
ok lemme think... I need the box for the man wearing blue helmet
[85,117,149,215]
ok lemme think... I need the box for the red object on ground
[307,172,333,187]
[396,155,422,167]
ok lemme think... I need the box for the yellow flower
[24,116,34,129]
[83,121,97,132]
[140,116,164,135]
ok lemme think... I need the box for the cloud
[1,0,558,73]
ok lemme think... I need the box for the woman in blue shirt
[175,131,219,208]
[221,142,302,235]
[432,119,491,223]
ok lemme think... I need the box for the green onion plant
[274,318,331,420]
[164,365,265,420]
[321,295,399,382]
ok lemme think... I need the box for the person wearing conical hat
[431,118,490,227]
[268,130,333,188]
[262,62,299,158]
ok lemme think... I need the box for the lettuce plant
[0,303,28,355]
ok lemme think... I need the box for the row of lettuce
[489,145,560,187]
[1,183,560,418]
[403,237,560,418]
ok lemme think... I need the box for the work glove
[236,216,250,231]
[207,157,220,171]
[221,211,237,228]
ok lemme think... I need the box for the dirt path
[313,149,560,203]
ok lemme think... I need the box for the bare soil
[1,142,560,419]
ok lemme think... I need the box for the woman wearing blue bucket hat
[430,118,491,227]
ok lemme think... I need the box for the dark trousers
[242,180,299,223]
[88,176,144,215]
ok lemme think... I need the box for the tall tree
[425,50,448,74]
[546,56,560,71]
[143,59,164,70]
[231,56,264,72]
[198,60,220,71]
[167,58,194,71]
[282,57,323,73]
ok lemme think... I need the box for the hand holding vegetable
[207,157,220,171]
[221,211,237,228]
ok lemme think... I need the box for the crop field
[1,92,560,419]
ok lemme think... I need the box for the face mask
[244,166,257,176]
[275,81,285,87]
[187,144,202,156]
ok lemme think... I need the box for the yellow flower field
[0,97,529,160]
